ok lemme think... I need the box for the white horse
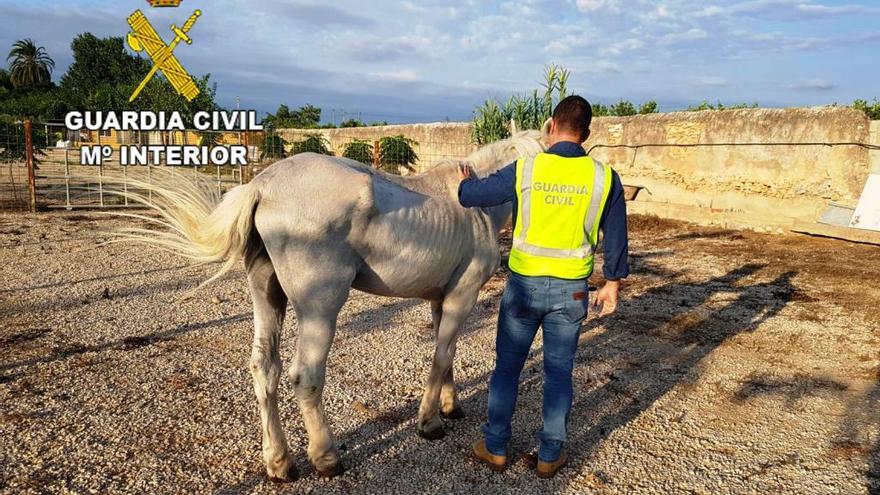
[113,131,545,481]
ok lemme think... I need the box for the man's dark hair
[552,95,592,141]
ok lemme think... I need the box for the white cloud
[661,28,709,44]
[791,78,837,91]
[574,0,621,12]
[695,76,729,87]
[370,69,420,83]
[600,37,645,56]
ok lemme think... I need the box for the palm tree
[7,39,54,88]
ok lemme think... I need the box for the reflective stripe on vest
[513,155,608,260]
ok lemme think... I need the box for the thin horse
[112,131,545,481]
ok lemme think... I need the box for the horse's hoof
[417,425,447,441]
[316,461,345,478]
[266,463,299,483]
[440,406,466,420]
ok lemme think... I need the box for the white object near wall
[850,174,880,231]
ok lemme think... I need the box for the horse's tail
[107,168,260,291]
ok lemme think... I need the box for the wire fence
[0,120,32,211]
[0,120,481,212]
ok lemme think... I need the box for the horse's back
[251,153,376,249]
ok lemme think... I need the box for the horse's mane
[465,130,546,176]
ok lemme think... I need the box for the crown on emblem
[146,0,182,7]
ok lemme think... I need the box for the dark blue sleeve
[458,163,516,207]
[599,170,629,280]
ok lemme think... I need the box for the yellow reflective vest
[509,152,613,280]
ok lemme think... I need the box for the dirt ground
[1,211,878,494]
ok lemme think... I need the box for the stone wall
[276,123,476,173]
[871,121,880,174]
[277,107,875,231]
[588,107,872,229]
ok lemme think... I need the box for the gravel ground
[1,212,878,494]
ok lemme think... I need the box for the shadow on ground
[216,262,818,493]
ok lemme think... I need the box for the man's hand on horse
[457,161,474,181]
[593,280,620,317]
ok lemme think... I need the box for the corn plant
[471,99,510,145]
[470,64,572,144]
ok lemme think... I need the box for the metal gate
[30,121,253,210]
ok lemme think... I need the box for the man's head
[548,95,592,146]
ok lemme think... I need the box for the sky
[1,0,879,123]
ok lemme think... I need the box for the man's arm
[458,163,516,207]
[593,170,629,316]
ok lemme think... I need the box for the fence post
[24,119,36,212]
[373,140,380,169]
[64,145,71,208]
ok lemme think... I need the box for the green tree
[378,135,417,174]
[342,139,373,164]
[7,39,54,89]
[56,33,216,120]
[0,69,12,94]
[60,34,148,109]
[264,104,322,128]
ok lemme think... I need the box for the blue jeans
[482,271,588,462]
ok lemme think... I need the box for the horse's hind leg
[246,247,297,482]
[418,287,480,439]
[274,261,355,477]
[432,300,464,419]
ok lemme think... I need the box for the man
[458,95,629,478]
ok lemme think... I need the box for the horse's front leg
[418,288,479,439]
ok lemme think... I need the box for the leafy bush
[378,135,417,174]
[853,99,880,120]
[290,133,332,155]
[638,101,658,115]
[609,99,637,117]
[342,139,373,164]
[592,99,658,117]
[258,133,287,161]
[340,118,366,128]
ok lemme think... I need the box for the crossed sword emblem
[126,9,201,102]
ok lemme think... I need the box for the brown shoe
[471,440,507,472]
[523,450,568,479]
